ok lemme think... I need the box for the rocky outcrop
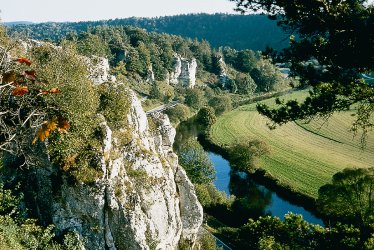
[34,90,202,250]
[218,56,230,89]
[7,40,203,249]
[86,56,116,84]
[18,39,115,85]
[168,54,197,88]
[146,65,155,83]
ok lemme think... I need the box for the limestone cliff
[218,56,231,89]
[168,54,197,88]
[5,41,203,249]
[39,90,202,250]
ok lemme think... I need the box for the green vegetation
[177,139,215,185]
[165,104,191,124]
[216,213,373,249]
[232,0,374,141]
[317,168,374,228]
[8,14,287,51]
[210,90,374,198]
[196,107,217,128]
[0,182,83,249]
[228,140,269,173]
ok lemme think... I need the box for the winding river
[175,120,324,226]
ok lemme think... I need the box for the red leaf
[16,57,32,66]
[24,70,37,80]
[12,86,29,96]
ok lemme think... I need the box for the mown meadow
[210,90,374,198]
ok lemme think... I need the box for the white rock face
[11,40,202,249]
[86,56,116,84]
[218,57,230,89]
[168,54,197,88]
[146,65,155,83]
[45,90,203,250]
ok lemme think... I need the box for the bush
[98,83,130,129]
[229,140,269,172]
[196,107,217,127]
[185,88,206,110]
[165,104,191,124]
[208,96,233,116]
[176,139,215,184]
[195,183,232,208]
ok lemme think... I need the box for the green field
[210,90,374,198]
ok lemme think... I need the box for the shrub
[196,107,217,127]
[229,140,269,172]
[208,96,233,116]
[165,104,191,124]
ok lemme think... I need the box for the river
[175,120,324,226]
[210,151,323,225]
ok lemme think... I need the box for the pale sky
[0,0,238,23]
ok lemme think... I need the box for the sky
[0,0,238,23]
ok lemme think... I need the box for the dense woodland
[6,14,288,51]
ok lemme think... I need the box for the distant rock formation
[218,56,230,89]
[146,65,155,83]
[86,56,116,84]
[168,54,197,88]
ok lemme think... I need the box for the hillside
[7,14,289,51]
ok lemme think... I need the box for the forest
[7,13,288,51]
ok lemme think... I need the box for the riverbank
[209,90,374,198]
[198,133,323,220]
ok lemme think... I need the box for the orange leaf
[16,57,32,66]
[32,117,68,144]
[40,88,61,95]
[12,86,29,96]
[49,88,61,94]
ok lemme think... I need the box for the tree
[165,104,191,124]
[235,72,257,95]
[317,168,374,228]
[229,140,269,172]
[208,96,233,115]
[185,88,206,110]
[231,0,374,140]
[0,45,71,165]
[250,58,285,92]
[77,32,110,58]
[235,49,258,73]
[177,139,216,184]
[196,107,217,127]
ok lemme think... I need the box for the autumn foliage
[32,117,70,144]
[0,55,69,156]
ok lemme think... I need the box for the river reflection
[175,120,324,226]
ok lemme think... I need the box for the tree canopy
[317,167,374,228]
[231,0,374,141]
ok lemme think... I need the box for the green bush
[196,107,217,127]
[208,96,233,116]
[98,83,130,130]
[177,139,215,185]
[229,140,269,173]
[165,104,191,124]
